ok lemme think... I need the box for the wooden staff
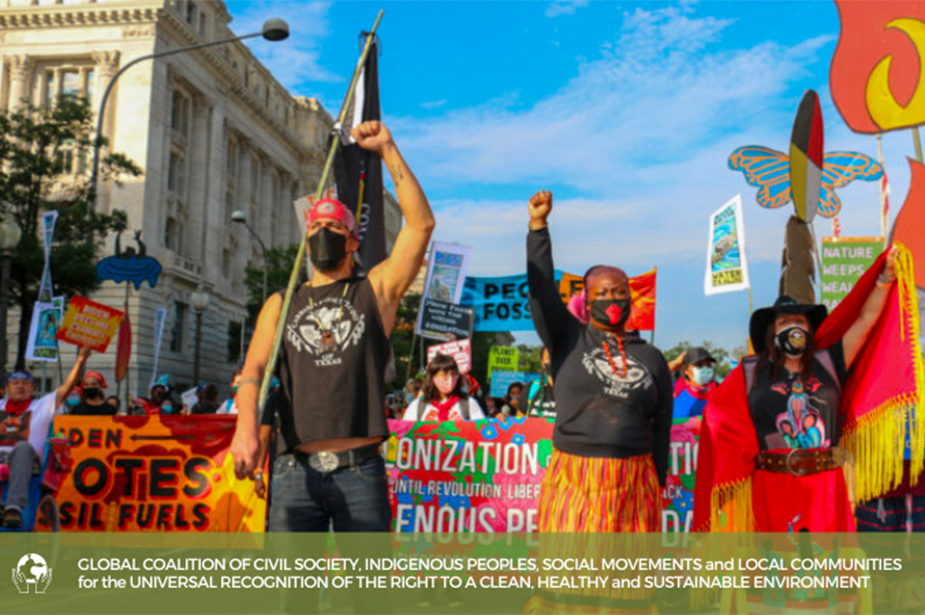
[255,11,385,413]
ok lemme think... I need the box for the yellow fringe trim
[690,480,754,610]
[709,478,754,533]
[841,244,925,502]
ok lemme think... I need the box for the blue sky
[226,0,911,353]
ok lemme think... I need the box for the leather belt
[293,443,381,474]
[756,447,846,476]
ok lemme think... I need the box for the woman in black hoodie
[526,191,672,532]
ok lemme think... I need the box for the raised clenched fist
[528,190,553,228]
[351,121,394,155]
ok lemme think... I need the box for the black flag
[335,36,386,272]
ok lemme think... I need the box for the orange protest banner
[55,296,123,353]
[41,415,266,532]
[557,269,657,331]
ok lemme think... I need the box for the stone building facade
[0,0,401,397]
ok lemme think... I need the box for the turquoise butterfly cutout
[728,146,883,219]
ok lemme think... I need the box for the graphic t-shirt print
[581,347,653,399]
[770,376,829,449]
[0,410,32,447]
[286,296,366,367]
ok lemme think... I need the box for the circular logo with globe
[13,553,52,594]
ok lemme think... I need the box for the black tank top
[277,276,390,446]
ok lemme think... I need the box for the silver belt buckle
[309,451,340,473]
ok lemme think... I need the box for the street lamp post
[191,288,210,385]
[88,18,290,209]
[232,210,268,303]
[0,212,22,384]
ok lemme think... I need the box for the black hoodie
[527,227,672,485]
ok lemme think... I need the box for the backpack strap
[460,398,471,421]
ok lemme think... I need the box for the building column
[235,139,253,290]
[188,94,212,270]
[259,158,274,249]
[91,51,121,213]
[7,55,32,112]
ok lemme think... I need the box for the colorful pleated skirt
[538,448,662,533]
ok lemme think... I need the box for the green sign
[820,237,883,310]
[488,346,519,380]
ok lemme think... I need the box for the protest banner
[489,371,541,398]
[426,338,472,373]
[25,297,63,362]
[385,417,696,534]
[487,346,518,380]
[821,236,884,309]
[385,417,552,533]
[38,210,58,301]
[415,242,472,339]
[41,415,265,532]
[418,299,474,341]
[661,421,698,533]
[149,306,168,389]
[705,195,751,295]
[55,296,123,353]
[462,273,535,332]
[180,387,199,410]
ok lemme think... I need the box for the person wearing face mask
[0,346,91,528]
[694,247,901,533]
[403,354,485,422]
[218,369,242,415]
[501,382,525,418]
[672,347,717,424]
[231,121,435,541]
[526,191,673,533]
[70,371,116,416]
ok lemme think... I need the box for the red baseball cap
[307,198,358,238]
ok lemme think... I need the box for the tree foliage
[0,97,142,368]
[243,244,305,326]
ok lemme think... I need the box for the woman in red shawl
[694,246,905,532]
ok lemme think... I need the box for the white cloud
[421,99,448,110]
[546,1,590,18]
[226,1,341,91]
[390,4,844,281]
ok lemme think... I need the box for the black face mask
[83,387,101,400]
[309,227,348,272]
[590,298,631,328]
[774,325,810,358]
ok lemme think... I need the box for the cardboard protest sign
[55,296,123,353]
[418,300,474,341]
[488,346,519,380]
[830,0,925,134]
[705,195,751,295]
[415,242,472,340]
[43,415,266,532]
[25,296,63,362]
[489,371,541,399]
[427,338,472,373]
[821,237,884,309]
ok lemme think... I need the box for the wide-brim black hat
[749,295,827,355]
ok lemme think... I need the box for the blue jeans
[269,452,392,614]
[269,452,391,532]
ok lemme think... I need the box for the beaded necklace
[601,332,629,379]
